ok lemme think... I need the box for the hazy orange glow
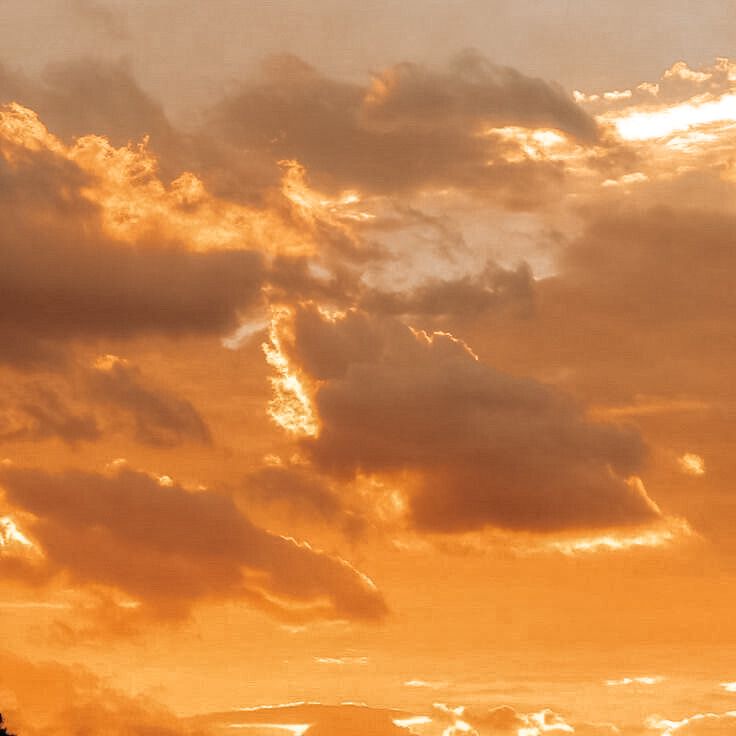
[1,10,736,736]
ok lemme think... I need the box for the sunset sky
[2,2,736,735]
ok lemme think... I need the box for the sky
[1,2,736,735]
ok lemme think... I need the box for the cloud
[516,204,736,403]
[0,464,387,622]
[0,650,202,736]
[359,261,535,321]
[0,386,100,445]
[211,51,596,201]
[433,703,620,736]
[243,461,365,536]
[559,207,736,325]
[0,57,177,153]
[0,105,265,366]
[194,703,416,736]
[605,676,664,687]
[87,356,211,446]
[646,710,736,735]
[274,305,661,534]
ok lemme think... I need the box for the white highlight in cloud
[314,656,369,665]
[611,92,736,140]
[228,725,310,735]
[606,676,664,686]
[404,680,448,689]
[646,710,736,735]
[602,172,649,187]
[663,61,712,83]
[678,453,705,476]
[547,515,691,556]
[0,516,32,548]
[222,318,270,350]
[394,716,432,727]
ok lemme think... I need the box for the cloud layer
[0,465,387,622]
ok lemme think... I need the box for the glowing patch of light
[606,676,664,686]
[394,716,432,728]
[1,104,324,258]
[262,307,318,437]
[442,719,473,735]
[314,656,369,665]
[715,57,736,81]
[0,103,64,155]
[610,92,736,140]
[646,711,736,736]
[638,82,660,96]
[93,353,127,371]
[228,725,310,735]
[0,516,33,549]
[280,160,373,221]
[601,172,649,187]
[404,680,447,689]
[410,327,479,361]
[721,682,736,693]
[222,319,269,350]
[529,710,574,734]
[483,126,573,162]
[106,458,128,472]
[237,702,320,712]
[549,517,691,556]
[663,61,712,83]
[603,89,632,101]
[666,129,719,151]
[434,704,465,718]
[678,453,705,476]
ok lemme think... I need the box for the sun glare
[609,92,736,140]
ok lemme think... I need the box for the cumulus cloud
[275,305,661,533]
[211,51,596,200]
[0,108,265,366]
[0,464,387,622]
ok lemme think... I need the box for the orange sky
[1,4,736,736]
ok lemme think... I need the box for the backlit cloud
[271,305,661,534]
[0,464,387,622]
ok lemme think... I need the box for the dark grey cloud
[0,139,264,367]
[283,305,659,533]
[211,51,596,200]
